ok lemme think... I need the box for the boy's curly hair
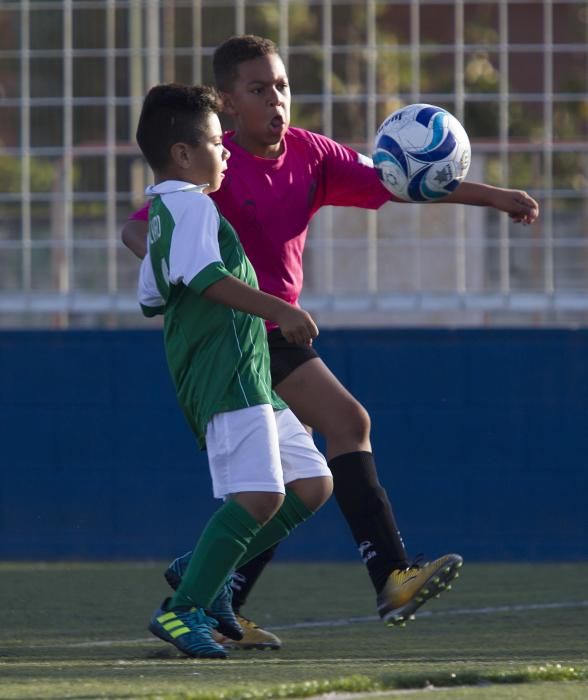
[136,83,221,170]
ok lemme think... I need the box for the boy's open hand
[277,306,318,346]
[491,188,540,224]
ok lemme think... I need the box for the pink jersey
[130,127,392,313]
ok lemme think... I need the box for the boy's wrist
[478,183,500,207]
[447,181,496,207]
[264,296,291,325]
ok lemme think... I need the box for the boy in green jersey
[136,83,332,659]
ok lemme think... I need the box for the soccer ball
[373,103,471,202]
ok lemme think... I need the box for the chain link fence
[1,0,587,327]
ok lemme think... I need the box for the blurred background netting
[1,0,587,328]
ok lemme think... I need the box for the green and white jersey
[138,179,286,448]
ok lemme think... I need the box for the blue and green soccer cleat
[164,553,243,641]
[148,598,227,659]
[164,550,192,590]
[207,577,244,641]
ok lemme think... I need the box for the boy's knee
[254,492,285,524]
[316,475,334,508]
[232,491,284,525]
[326,400,371,443]
[288,476,333,513]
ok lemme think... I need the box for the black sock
[328,451,408,593]
[231,543,278,613]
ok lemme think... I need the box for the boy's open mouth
[270,115,284,130]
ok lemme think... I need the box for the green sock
[170,500,261,610]
[237,489,314,569]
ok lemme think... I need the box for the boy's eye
[250,84,288,95]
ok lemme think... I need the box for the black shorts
[267,328,319,388]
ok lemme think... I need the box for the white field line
[271,599,588,630]
[63,599,588,648]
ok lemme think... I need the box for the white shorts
[205,404,331,499]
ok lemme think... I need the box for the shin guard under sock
[170,500,261,610]
[328,450,408,592]
[236,489,313,570]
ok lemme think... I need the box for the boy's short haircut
[213,35,278,92]
[136,83,221,171]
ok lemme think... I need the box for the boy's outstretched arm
[440,181,539,224]
[203,276,318,346]
[122,219,148,259]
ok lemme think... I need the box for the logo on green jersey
[149,215,162,245]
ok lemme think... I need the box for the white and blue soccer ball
[373,103,471,202]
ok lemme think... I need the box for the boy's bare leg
[276,358,463,624]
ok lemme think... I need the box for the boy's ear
[220,91,236,117]
[170,142,192,169]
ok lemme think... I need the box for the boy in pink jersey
[122,35,539,649]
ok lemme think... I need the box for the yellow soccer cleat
[377,553,463,626]
[212,614,281,650]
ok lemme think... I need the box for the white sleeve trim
[358,152,375,168]
[138,252,164,308]
[165,193,222,286]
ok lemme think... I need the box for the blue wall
[1,329,586,561]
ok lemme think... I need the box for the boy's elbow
[120,224,131,249]
[121,221,148,259]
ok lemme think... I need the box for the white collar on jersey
[145,180,209,196]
